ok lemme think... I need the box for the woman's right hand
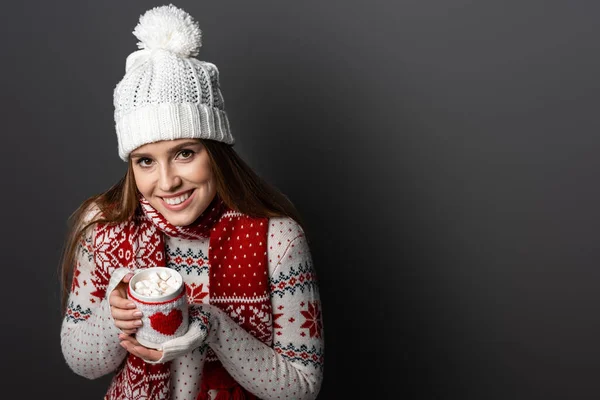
[109,272,143,335]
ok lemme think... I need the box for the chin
[165,217,193,227]
[162,211,200,227]
[161,202,209,227]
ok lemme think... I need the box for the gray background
[1,0,599,399]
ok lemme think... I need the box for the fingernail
[134,320,143,327]
[133,311,143,317]
[127,303,136,309]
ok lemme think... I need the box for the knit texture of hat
[113,4,234,161]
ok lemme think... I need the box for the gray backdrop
[2,0,599,399]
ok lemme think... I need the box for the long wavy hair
[59,139,306,313]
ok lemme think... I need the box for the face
[130,139,216,227]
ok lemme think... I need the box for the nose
[158,164,182,192]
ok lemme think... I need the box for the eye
[136,157,153,167]
[178,149,195,159]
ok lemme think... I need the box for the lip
[160,189,194,199]
[160,190,195,211]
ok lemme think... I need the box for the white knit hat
[113,4,234,161]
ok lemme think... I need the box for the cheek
[188,159,213,182]
[133,170,151,194]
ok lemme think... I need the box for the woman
[59,5,324,400]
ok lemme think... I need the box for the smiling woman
[131,140,218,227]
[58,4,324,400]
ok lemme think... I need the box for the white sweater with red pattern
[60,213,324,400]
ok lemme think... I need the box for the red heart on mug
[149,309,183,335]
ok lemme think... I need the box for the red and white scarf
[93,194,272,399]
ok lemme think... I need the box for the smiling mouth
[162,190,193,206]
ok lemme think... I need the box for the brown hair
[59,140,306,313]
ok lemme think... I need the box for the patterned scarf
[94,194,272,399]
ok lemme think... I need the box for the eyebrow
[130,141,202,159]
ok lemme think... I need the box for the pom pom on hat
[133,3,202,57]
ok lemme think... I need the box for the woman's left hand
[118,333,163,362]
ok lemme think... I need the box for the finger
[119,340,132,353]
[136,347,162,362]
[119,333,137,342]
[109,291,136,309]
[120,340,162,362]
[121,272,134,283]
[119,328,137,335]
[111,307,142,322]
[114,317,143,331]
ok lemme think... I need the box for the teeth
[164,191,191,205]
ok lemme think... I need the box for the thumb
[122,272,135,283]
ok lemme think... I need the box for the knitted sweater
[60,208,324,400]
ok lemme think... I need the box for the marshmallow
[163,286,176,295]
[133,269,181,298]
[159,270,171,281]
[166,276,179,288]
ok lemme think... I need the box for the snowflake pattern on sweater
[61,210,324,400]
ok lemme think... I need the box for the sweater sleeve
[206,217,325,400]
[60,205,132,379]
